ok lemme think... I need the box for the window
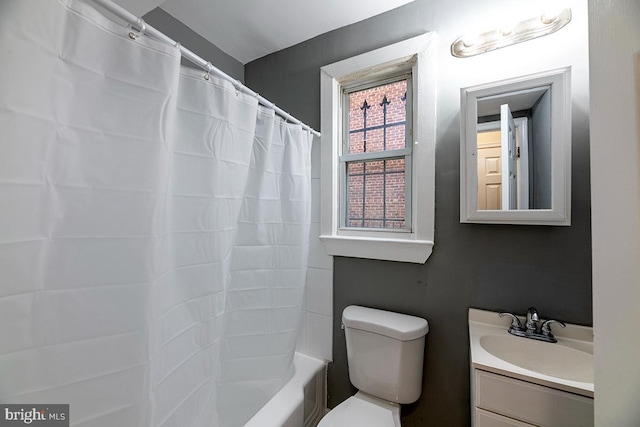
[319,33,437,263]
[343,77,411,230]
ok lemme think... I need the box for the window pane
[346,158,406,229]
[348,80,407,154]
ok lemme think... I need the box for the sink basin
[479,334,594,383]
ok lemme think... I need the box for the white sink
[469,308,594,397]
[479,334,594,383]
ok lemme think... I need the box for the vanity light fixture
[451,8,571,58]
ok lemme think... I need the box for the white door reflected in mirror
[501,103,518,210]
[460,68,571,225]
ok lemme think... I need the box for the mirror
[460,68,571,225]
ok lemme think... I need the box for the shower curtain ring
[204,61,213,81]
[136,18,147,36]
[128,18,146,40]
[233,80,242,96]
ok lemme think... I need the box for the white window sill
[319,234,434,264]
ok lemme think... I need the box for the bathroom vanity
[468,309,593,427]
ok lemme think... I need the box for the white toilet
[318,305,429,427]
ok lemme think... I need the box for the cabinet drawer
[476,408,536,427]
[475,370,593,427]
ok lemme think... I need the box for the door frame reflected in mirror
[460,67,572,225]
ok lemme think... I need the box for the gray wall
[531,89,552,209]
[245,1,591,426]
[143,8,244,82]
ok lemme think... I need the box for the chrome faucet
[525,307,540,335]
[498,308,566,343]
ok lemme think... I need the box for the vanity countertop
[469,308,594,398]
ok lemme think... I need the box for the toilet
[318,305,429,427]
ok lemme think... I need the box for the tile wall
[298,139,333,361]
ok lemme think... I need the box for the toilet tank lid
[342,305,429,341]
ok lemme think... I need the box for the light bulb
[462,34,479,48]
[541,6,563,24]
[500,26,514,36]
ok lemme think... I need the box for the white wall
[297,138,333,362]
[113,0,163,17]
[589,0,640,425]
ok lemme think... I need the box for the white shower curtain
[0,1,312,426]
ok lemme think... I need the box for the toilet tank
[342,305,429,404]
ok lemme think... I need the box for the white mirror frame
[460,67,571,226]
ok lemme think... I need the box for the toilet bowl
[318,306,429,427]
[318,391,400,427]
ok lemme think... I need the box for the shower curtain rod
[87,0,321,137]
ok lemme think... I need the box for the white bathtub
[245,352,327,427]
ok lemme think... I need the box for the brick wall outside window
[346,80,407,229]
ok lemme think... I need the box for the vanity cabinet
[472,369,593,427]
[476,408,535,427]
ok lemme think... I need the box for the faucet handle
[498,312,524,332]
[540,319,566,341]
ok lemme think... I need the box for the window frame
[340,73,413,232]
[319,33,437,264]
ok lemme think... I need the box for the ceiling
[478,87,548,117]
[114,0,415,64]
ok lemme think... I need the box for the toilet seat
[318,391,401,427]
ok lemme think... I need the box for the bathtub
[245,352,327,427]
